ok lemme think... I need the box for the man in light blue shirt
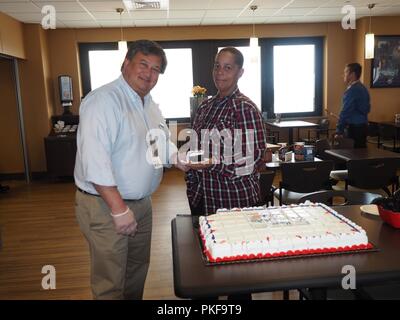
[74,40,185,299]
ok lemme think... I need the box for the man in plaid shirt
[186,47,267,215]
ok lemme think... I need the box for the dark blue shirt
[336,81,370,134]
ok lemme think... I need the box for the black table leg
[288,128,293,145]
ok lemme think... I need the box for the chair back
[280,160,334,193]
[368,121,379,137]
[347,158,399,196]
[298,190,382,206]
[259,170,276,206]
[319,118,330,130]
[315,139,331,159]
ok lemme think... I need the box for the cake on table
[199,203,372,263]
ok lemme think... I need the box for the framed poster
[371,35,400,88]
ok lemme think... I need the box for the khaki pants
[75,190,152,300]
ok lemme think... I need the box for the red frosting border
[200,232,373,263]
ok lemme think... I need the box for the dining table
[265,120,318,145]
[324,147,400,162]
[171,205,400,299]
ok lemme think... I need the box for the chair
[258,170,276,206]
[345,158,399,196]
[379,123,400,151]
[303,118,334,145]
[298,190,382,206]
[274,160,334,205]
[315,139,331,160]
[378,123,400,151]
[367,121,380,146]
[265,135,278,144]
[264,123,280,144]
[315,139,350,182]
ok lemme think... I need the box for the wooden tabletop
[171,205,400,299]
[324,148,400,162]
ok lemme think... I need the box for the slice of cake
[199,203,372,263]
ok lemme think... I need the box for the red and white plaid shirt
[186,88,267,214]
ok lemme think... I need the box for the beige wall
[355,16,400,122]
[0,58,24,173]
[18,24,54,173]
[0,12,25,58]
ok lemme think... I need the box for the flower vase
[190,96,206,126]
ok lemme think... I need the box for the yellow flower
[192,85,207,97]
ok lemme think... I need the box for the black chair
[274,160,334,205]
[258,170,276,206]
[345,158,399,196]
[264,123,280,144]
[315,139,350,182]
[367,121,380,146]
[265,135,278,144]
[303,118,334,145]
[298,190,382,206]
[378,123,400,152]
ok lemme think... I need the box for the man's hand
[172,152,190,172]
[111,207,138,237]
[93,184,138,236]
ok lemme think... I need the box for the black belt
[77,187,142,202]
[77,187,100,197]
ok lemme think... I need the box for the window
[89,50,122,90]
[151,48,193,119]
[261,37,323,119]
[273,44,315,114]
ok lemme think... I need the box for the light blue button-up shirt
[74,75,175,199]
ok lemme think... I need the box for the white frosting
[199,203,369,261]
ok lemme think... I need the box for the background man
[335,63,370,148]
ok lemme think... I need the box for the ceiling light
[250,5,258,48]
[116,8,127,55]
[365,3,375,59]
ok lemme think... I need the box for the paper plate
[360,204,379,216]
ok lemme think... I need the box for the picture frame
[370,35,400,88]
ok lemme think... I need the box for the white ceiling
[0,0,399,28]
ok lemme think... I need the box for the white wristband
[111,206,130,218]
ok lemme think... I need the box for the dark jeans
[346,123,368,148]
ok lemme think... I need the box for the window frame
[78,42,118,100]
[78,37,324,122]
[260,37,324,119]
